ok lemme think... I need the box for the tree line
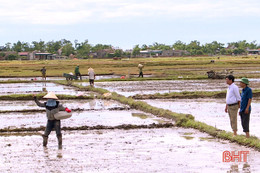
[132,40,260,56]
[1,39,260,58]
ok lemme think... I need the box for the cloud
[0,0,259,25]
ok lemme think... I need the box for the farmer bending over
[75,65,82,80]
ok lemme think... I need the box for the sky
[0,0,260,49]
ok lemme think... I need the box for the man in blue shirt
[239,78,252,138]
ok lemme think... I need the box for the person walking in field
[75,65,82,80]
[40,66,46,80]
[239,78,252,138]
[225,75,241,136]
[88,67,95,86]
[33,92,71,149]
[138,63,144,78]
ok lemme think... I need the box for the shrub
[6,54,18,60]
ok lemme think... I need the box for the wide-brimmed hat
[88,67,94,72]
[43,92,58,100]
[240,77,249,85]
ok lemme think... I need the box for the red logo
[223,151,249,162]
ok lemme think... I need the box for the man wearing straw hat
[88,67,95,86]
[33,92,71,149]
[138,63,144,78]
[239,77,252,138]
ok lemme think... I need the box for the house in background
[247,49,260,55]
[18,52,30,60]
[161,50,189,57]
[139,50,163,57]
[31,52,56,60]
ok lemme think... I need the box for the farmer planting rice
[33,92,71,149]
[138,63,144,78]
[75,65,82,80]
[40,66,46,80]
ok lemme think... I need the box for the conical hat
[43,92,58,100]
[88,68,94,72]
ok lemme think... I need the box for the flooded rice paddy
[0,75,120,81]
[0,82,92,96]
[1,80,260,172]
[1,128,260,172]
[0,99,129,111]
[79,79,260,97]
[144,98,260,138]
[0,110,166,129]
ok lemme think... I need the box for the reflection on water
[42,82,47,92]
[89,100,96,109]
[228,163,251,173]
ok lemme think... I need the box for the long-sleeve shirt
[34,97,65,120]
[226,83,241,105]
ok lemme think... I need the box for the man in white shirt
[225,75,241,136]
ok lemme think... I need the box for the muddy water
[0,99,129,111]
[1,128,260,172]
[79,80,227,97]
[0,75,120,81]
[144,98,260,138]
[0,82,91,96]
[77,79,260,97]
[0,109,169,129]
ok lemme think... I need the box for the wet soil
[0,99,129,112]
[144,98,260,138]
[78,80,229,97]
[0,75,121,81]
[77,79,260,97]
[0,82,92,96]
[0,110,170,129]
[1,128,259,172]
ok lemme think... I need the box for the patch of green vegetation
[183,132,194,135]
[132,113,148,119]
[0,56,260,79]
[199,137,215,141]
[181,136,194,140]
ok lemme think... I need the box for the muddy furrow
[0,123,175,133]
[0,107,130,114]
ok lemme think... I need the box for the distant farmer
[75,65,82,80]
[239,78,252,138]
[138,63,144,78]
[225,75,241,136]
[88,67,95,86]
[33,92,71,149]
[40,66,46,80]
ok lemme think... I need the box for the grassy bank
[60,81,260,151]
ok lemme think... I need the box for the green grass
[1,56,260,79]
